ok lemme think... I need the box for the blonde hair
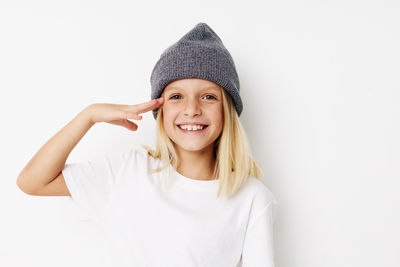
[142,86,263,199]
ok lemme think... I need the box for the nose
[183,98,201,117]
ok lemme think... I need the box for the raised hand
[88,97,164,131]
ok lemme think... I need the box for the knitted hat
[150,22,242,119]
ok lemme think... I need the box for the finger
[134,98,164,114]
[126,113,142,120]
[123,119,138,131]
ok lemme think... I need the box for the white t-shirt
[62,146,278,267]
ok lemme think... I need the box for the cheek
[162,107,178,129]
[218,109,224,131]
[214,106,224,123]
[163,106,173,118]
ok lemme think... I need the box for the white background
[1,0,399,266]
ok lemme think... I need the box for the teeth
[180,125,204,131]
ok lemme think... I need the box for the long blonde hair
[142,86,263,199]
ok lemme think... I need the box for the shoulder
[115,145,151,159]
[120,145,161,166]
[243,177,278,208]
[243,177,279,227]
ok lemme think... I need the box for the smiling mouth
[177,125,209,133]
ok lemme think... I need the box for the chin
[174,142,213,153]
[178,145,206,152]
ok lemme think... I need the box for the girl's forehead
[163,84,222,94]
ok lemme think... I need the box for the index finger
[134,98,164,114]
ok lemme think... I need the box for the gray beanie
[150,22,242,120]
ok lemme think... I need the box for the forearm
[17,105,95,191]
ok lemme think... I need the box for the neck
[175,144,217,181]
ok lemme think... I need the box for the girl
[17,22,278,267]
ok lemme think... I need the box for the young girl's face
[161,78,224,154]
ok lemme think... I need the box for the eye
[169,94,182,100]
[203,95,217,100]
[169,94,217,100]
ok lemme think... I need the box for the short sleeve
[62,148,132,223]
[241,199,278,267]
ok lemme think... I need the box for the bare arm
[16,106,95,194]
[16,98,164,196]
